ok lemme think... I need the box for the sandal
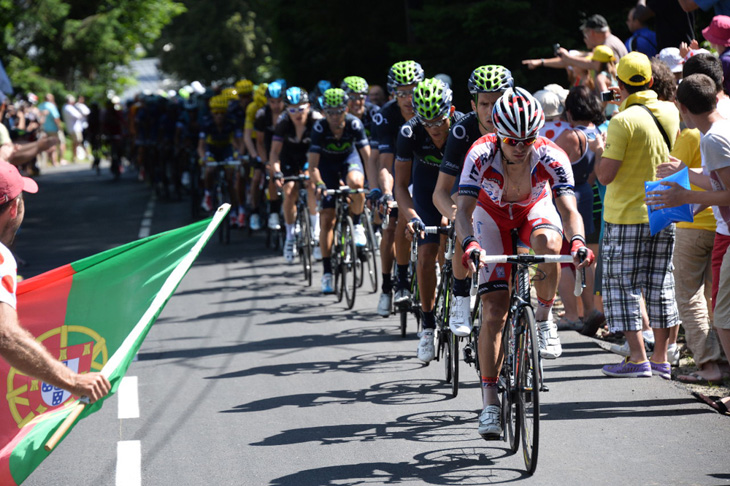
[692,392,730,416]
[676,371,728,385]
[579,310,606,337]
[557,316,583,331]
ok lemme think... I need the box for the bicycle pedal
[540,385,550,392]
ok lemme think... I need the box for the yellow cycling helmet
[209,95,229,113]
[221,87,238,102]
[235,79,254,95]
[254,83,269,105]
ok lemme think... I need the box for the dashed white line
[118,376,140,419]
[138,196,156,239]
[116,440,141,486]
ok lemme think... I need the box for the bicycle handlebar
[470,253,584,296]
[205,159,242,167]
[422,225,452,236]
[282,175,310,183]
[324,186,369,196]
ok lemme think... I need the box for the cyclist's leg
[394,213,411,297]
[474,205,513,408]
[282,180,297,238]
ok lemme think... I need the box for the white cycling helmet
[492,87,545,139]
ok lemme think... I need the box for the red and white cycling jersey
[458,133,574,221]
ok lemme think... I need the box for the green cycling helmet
[387,60,424,92]
[468,65,514,94]
[321,88,348,109]
[413,78,452,120]
[341,76,369,95]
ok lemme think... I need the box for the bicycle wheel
[450,329,460,398]
[501,311,519,454]
[517,304,540,475]
[361,208,379,293]
[343,216,358,310]
[298,208,313,286]
[333,223,344,303]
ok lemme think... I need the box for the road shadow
[269,445,525,485]
[223,379,453,413]
[541,397,709,420]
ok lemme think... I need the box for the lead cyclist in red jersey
[455,87,593,439]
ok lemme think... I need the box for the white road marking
[138,196,155,239]
[116,440,141,486]
[118,376,140,419]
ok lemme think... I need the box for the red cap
[703,15,730,47]
[0,161,38,203]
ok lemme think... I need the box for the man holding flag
[0,161,111,403]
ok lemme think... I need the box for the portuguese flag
[0,206,228,485]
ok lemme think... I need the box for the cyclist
[395,78,464,362]
[269,87,322,263]
[374,60,424,317]
[341,76,381,189]
[433,65,514,337]
[455,87,593,438]
[231,79,254,226]
[254,82,286,231]
[309,88,371,293]
[244,82,268,231]
[198,94,242,224]
[311,80,333,112]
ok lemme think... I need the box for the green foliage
[1,0,184,100]
[156,0,277,84]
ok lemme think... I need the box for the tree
[0,0,185,99]
[156,0,277,84]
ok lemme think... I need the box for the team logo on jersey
[372,112,384,125]
[352,119,362,131]
[423,154,442,166]
[400,125,413,138]
[452,124,467,140]
[325,142,352,153]
[496,266,506,279]
[313,120,324,133]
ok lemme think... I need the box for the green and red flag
[0,206,228,485]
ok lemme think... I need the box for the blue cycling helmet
[285,87,309,105]
[274,78,287,90]
[267,81,284,99]
[317,80,332,94]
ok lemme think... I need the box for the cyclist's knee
[530,229,562,254]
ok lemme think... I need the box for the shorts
[413,184,443,246]
[574,182,595,237]
[712,233,730,326]
[602,222,679,332]
[473,196,562,295]
[282,157,306,177]
[319,151,364,209]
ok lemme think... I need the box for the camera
[553,43,561,56]
[601,90,616,102]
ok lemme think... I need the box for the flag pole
[44,403,86,451]
[44,205,230,452]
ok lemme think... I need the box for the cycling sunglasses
[502,136,537,147]
[348,94,366,101]
[419,116,448,128]
[324,107,346,116]
[394,89,414,98]
[287,104,309,114]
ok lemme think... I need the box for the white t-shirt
[62,103,84,134]
[701,118,730,234]
[0,243,18,309]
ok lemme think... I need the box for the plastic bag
[645,167,693,235]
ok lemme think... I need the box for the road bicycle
[205,158,241,244]
[468,229,584,475]
[356,207,378,294]
[283,175,313,287]
[396,228,422,338]
[325,186,367,310]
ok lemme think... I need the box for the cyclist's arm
[394,159,416,221]
[244,128,258,159]
[555,193,586,244]
[365,146,380,191]
[308,151,323,187]
[378,152,395,196]
[269,139,283,176]
[455,193,478,245]
[197,137,206,161]
[256,132,268,164]
[434,172,457,220]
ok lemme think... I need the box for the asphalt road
[18,162,730,486]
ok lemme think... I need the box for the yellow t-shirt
[672,128,716,231]
[602,90,680,224]
[245,100,264,131]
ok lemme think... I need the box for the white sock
[311,213,320,240]
[667,343,677,351]
[286,223,295,240]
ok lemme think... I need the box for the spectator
[62,95,85,162]
[580,14,628,60]
[592,52,680,379]
[554,86,605,330]
[647,73,730,413]
[368,84,386,107]
[534,89,569,141]
[643,0,696,50]
[679,0,730,17]
[0,93,12,162]
[657,47,685,81]
[0,161,111,402]
[701,15,730,95]
[590,45,620,119]
[37,93,65,166]
[625,5,659,57]
[102,97,124,180]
